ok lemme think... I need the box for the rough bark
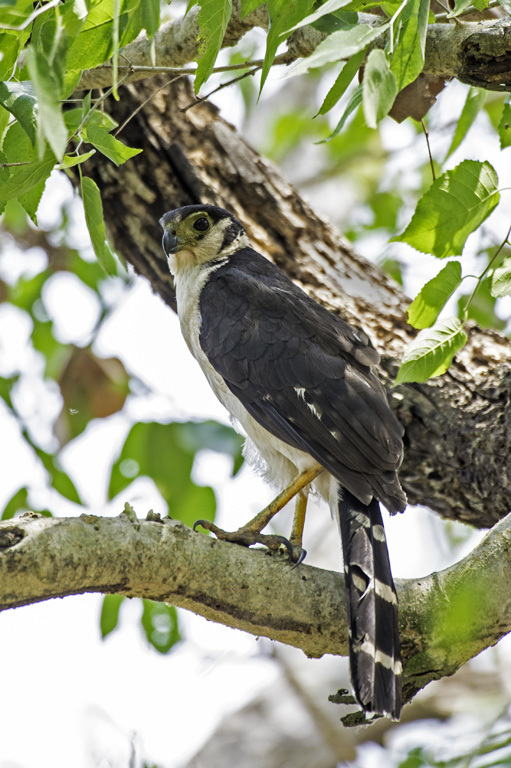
[78,75,511,529]
[2,509,511,709]
[77,4,511,93]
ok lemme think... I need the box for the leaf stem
[462,223,511,318]
[181,67,260,113]
[421,119,436,182]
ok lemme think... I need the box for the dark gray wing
[199,249,405,513]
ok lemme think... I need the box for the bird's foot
[193,519,306,565]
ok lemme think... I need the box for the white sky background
[1,66,511,768]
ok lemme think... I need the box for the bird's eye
[193,217,209,232]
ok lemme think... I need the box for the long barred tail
[337,487,402,720]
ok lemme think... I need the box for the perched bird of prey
[160,204,406,720]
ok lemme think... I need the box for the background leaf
[498,96,511,149]
[491,255,511,298]
[86,125,142,165]
[286,22,388,79]
[362,49,397,128]
[316,49,365,116]
[390,0,429,92]
[285,0,353,33]
[25,46,68,161]
[81,176,119,274]
[259,0,314,92]
[392,160,500,258]
[141,601,181,654]
[407,261,462,329]
[195,0,233,92]
[100,594,126,638]
[0,81,37,145]
[395,317,468,384]
[445,87,486,160]
[0,121,54,221]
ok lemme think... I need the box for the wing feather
[199,248,405,512]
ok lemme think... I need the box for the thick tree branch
[76,3,511,93]
[1,509,511,706]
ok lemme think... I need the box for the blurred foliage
[0,185,244,654]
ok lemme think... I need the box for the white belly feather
[173,262,332,499]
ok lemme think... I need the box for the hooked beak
[161,227,183,257]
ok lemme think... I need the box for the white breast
[172,261,324,493]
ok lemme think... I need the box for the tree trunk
[80,75,511,528]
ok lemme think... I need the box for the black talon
[291,547,307,568]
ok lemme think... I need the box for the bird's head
[160,205,248,275]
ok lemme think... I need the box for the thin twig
[181,67,260,113]
[421,118,436,182]
[463,222,511,317]
[114,75,188,136]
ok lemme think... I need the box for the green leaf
[175,482,216,528]
[498,97,511,149]
[285,0,354,33]
[240,0,264,15]
[1,486,28,520]
[67,0,146,72]
[195,0,233,91]
[34,446,83,505]
[259,0,314,93]
[459,276,505,330]
[448,0,488,16]
[81,176,118,274]
[108,421,195,500]
[309,8,358,32]
[108,420,244,521]
[59,150,96,168]
[491,254,511,298]
[316,49,365,115]
[390,0,429,92]
[0,0,33,27]
[25,46,68,161]
[445,87,486,160]
[175,420,244,475]
[62,0,88,38]
[287,22,388,79]
[395,317,467,384]
[407,261,462,329]
[141,600,181,654]
[0,124,55,220]
[64,105,118,135]
[392,160,500,259]
[141,0,160,36]
[100,594,125,637]
[0,103,9,147]
[0,29,30,80]
[0,81,37,145]
[86,125,142,165]
[30,6,70,98]
[319,84,363,141]
[362,48,397,128]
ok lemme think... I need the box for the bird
[160,203,406,720]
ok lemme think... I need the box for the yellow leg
[194,463,323,562]
[290,489,308,549]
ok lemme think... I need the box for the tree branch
[1,508,511,706]
[79,75,511,529]
[76,3,511,93]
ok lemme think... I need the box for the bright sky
[0,77,510,768]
